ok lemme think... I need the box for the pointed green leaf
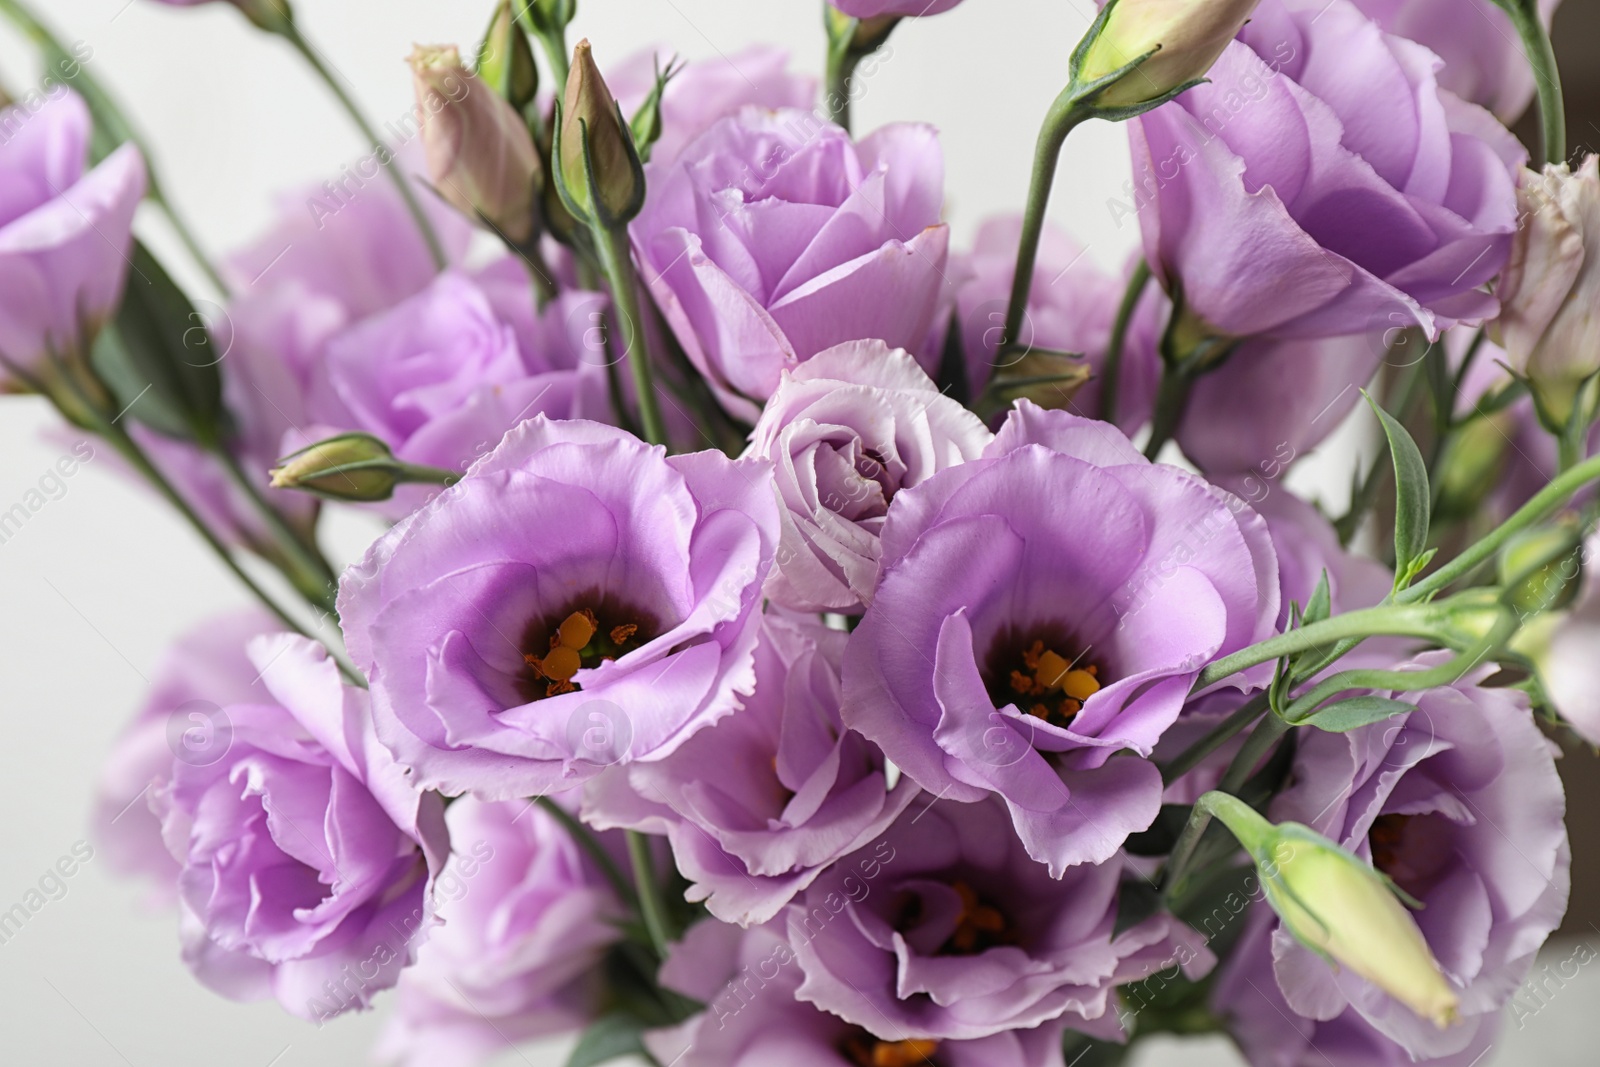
[93,242,228,445]
[1365,391,1431,589]
[1297,696,1416,732]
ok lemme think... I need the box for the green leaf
[1365,391,1431,589]
[94,242,228,445]
[1297,696,1416,732]
[1302,570,1332,627]
[566,1012,649,1067]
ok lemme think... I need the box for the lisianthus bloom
[747,341,991,613]
[1493,156,1600,428]
[94,609,281,907]
[844,401,1278,873]
[340,417,779,799]
[1213,909,1500,1067]
[152,635,450,1021]
[1128,0,1523,343]
[584,610,919,925]
[647,918,1076,1067]
[308,268,614,516]
[376,795,625,1067]
[1260,659,1568,1058]
[632,107,950,421]
[953,218,1164,430]
[783,795,1211,1040]
[1175,333,1383,477]
[609,45,816,168]
[0,90,144,378]
[1352,0,1563,122]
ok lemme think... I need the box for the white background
[0,1,1592,1064]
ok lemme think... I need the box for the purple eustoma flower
[647,918,1076,1067]
[783,795,1212,1040]
[339,417,779,799]
[1128,0,1524,343]
[0,90,144,377]
[843,402,1279,874]
[1261,658,1569,1058]
[308,269,613,516]
[94,609,282,908]
[152,634,450,1021]
[747,340,992,613]
[632,107,951,421]
[376,795,625,1067]
[1352,0,1563,122]
[584,609,919,925]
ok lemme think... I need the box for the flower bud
[232,0,294,34]
[1199,791,1460,1029]
[979,350,1093,418]
[270,433,406,502]
[525,0,576,36]
[477,0,540,115]
[1500,521,1584,617]
[555,39,646,227]
[410,45,543,245]
[1075,0,1261,112]
[1495,156,1600,431]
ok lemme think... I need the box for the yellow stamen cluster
[947,881,1007,955]
[526,609,599,696]
[1009,640,1100,726]
[840,1035,941,1067]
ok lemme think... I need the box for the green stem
[150,191,230,297]
[1159,692,1267,786]
[1163,717,1289,902]
[1194,601,1458,691]
[1399,450,1600,602]
[594,224,668,447]
[626,830,674,960]
[213,446,338,612]
[1283,625,1513,724]
[1001,94,1090,356]
[825,18,859,131]
[1143,361,1193,460]
[1101,260,1150,426]
[277,21,448,271]
[536,797,638,909]
[1504,0,1566,165]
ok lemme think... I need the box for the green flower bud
[525,0,576,36]
[978,350,1094,419]
[1075,0,1261,112]
[1500,521,1584,617]
[410,45,543,245]
[554,39,646,228]
[270,434,406,503]
[477,0,540,115]
[1433,410,1512,522]
[233,0,294,34]
[1199,791,1460,1029]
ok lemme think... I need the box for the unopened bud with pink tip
[410,44,543,245]
[553,39,646,228]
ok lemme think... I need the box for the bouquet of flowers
[5,0,1590,1063]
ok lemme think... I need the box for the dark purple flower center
[983,627,1105,730]
[839,1031,941,1067]
[1368,812,1456,899]
[519,594,657,701]
[895,880,1010,956]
